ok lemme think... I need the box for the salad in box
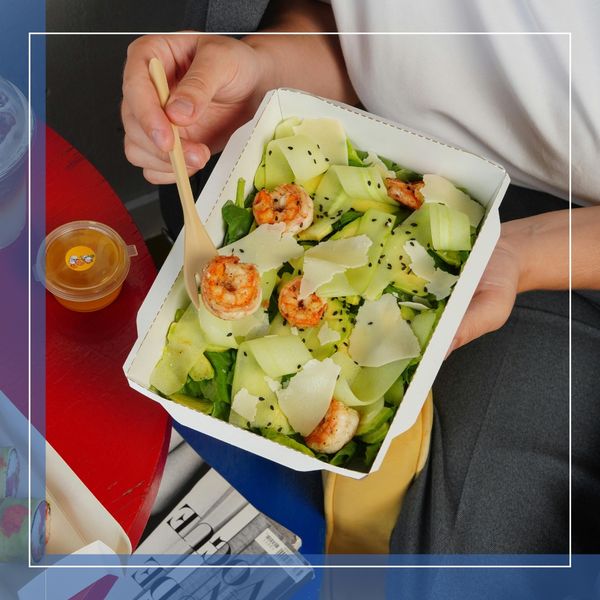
[124,89,509,478]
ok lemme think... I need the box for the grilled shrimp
[305,399,360,454]
[253,183,314,235]
[200,255,262,320]
[385,178,425,210]
[278,276,327,328]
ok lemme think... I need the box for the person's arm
[121,0,354,184]
[450,206,600,353]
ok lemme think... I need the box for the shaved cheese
[318,322,341,345]
[219,223,303,273]
[265,377,282,393]
[231,308,270,340]
[300,235,372,299]
[276,358,341,436]
[348,294,420,367]
[398,301,431,311]
[231,388,260,423]
[403,240,458,299]
[422,174,485,227]
[293,118,348,166]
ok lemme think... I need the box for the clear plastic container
[38,220,137,312]
[0,76,29,249]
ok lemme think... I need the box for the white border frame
[29,30,572,570]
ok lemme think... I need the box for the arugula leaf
[182,349,236,420]
[346,139,365,167]
[364,441,382,468]
[330,209,363,233]
[222,200,254,245]
[378,155,422,182]
[330,440,359,467]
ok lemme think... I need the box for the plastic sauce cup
[38,220,137,312]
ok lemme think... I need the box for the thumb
[165,42,230,126]
[450,284,516,354]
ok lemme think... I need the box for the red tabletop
[45,126,171,548]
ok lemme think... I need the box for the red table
[45,127,171,548]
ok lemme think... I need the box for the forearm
[503,206,600,292]
[244,0,357,106]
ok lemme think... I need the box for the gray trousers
[390,187,600,554]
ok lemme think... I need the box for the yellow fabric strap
[324,392,434,554]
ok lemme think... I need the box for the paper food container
[124,88,509,480]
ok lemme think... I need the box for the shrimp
[253,183,314,235]
[200,255,262,320]
[385,178,425,211]
[305,399,360,454]
[278,276,327,328]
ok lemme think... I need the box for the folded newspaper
[127,447,312,600]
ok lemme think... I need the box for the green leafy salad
[150,115,485,472]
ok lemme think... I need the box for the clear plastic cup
[38,220,137,312]
[0,76,28,249]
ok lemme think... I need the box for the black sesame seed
[268,150,272,156]
[239,248,245,253]
[387,264,392,270]
[270,405,275,411]
[368,262,372,267]
[226,332,233,337]
[258,396,265,401]
[377,183,382,189]
[380,243,384,248]
[324,196,330,201]
[409,241,415,246]
[367,180,372,186]
[317,144,321,149]
[307,150,312,156]
[313,158,317,164]
[278,427,283,432]
[371,218,377,222]
[412,289,418,293]
[411,222,417,227]
[342,327,347,332]
[405,230,411,235]
[247,421,251,428]
[288,146,294,150]
[325,157,330,162]
[368,321,373,325]
[297,364,301,369]
[243,351,248,357]
[333,310,338,315]
[267,421,272,426]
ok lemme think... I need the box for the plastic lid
[0,76,29,180]
[39,220,132,303]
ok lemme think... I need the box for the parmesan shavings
[219,223,304,273]
[231,388,260,423]
[276,358,341,436]
[422,174,485,227]
[348,294,421,367]
[403,240,458,299]
[317,322,341,345]
[299,235,372,299]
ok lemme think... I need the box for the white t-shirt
[328,0,599,205]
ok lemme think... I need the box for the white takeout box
[124,88,509,479]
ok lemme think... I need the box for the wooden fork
[148,57,217,309]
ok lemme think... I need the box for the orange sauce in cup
[39,221,133,312]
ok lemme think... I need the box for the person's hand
[448,224,523,355]
[122,34,269,184]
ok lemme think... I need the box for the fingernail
[185,151,201,167]
[151,129,168,150]
[167,98,194,118]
